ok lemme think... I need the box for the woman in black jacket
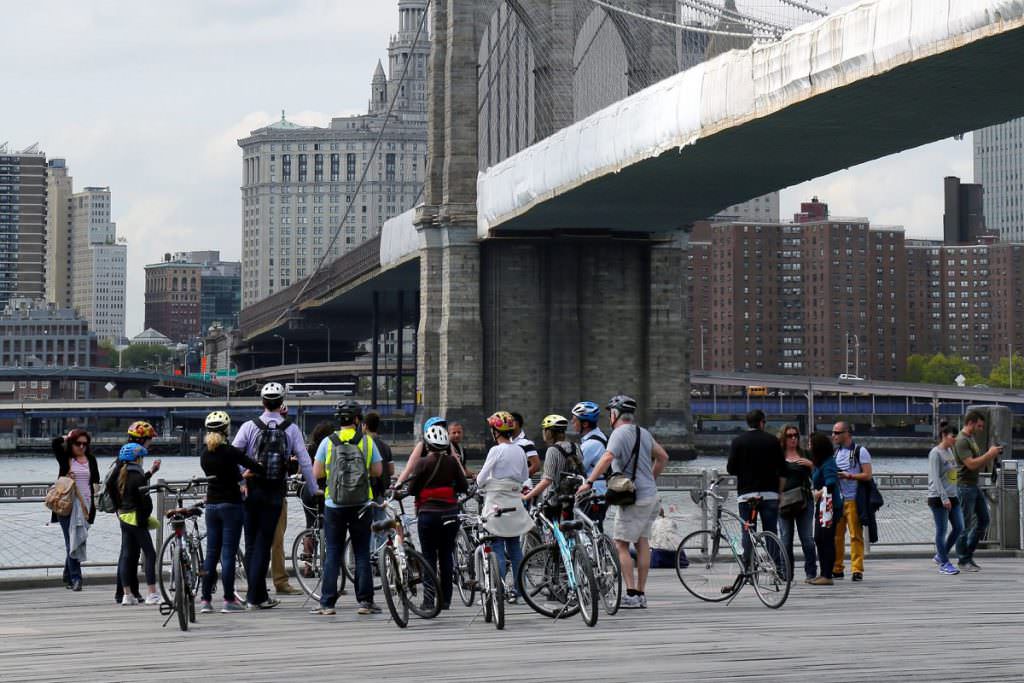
[199,411,264,613]
[51,429,99,590]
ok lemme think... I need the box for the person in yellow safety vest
[311,401,383,616]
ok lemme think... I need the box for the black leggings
[118,521,157,595]
[417,509,459,606]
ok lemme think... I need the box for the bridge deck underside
[491,27,1024,232]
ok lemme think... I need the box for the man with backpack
[311,401,383,616]
[523,415,584,518]
[231,382,319,609]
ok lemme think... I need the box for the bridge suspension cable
[274,0,432,326]
[590,0,775,39]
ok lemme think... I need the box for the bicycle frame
[533,510,581,592]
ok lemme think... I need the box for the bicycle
[141,478,212,631]
[155,480,246,605]
[452,487,483,607]
[675,477,792,609]
[371,497,441,628]
[341,488,417,590]
[572,486,622,615]
[457,505,518,630]
[516,499,599,627]
[290,476,346,601]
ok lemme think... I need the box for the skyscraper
[974,117,1024,241]
[0,144,47,309]
[45,158,74,309]
[71,187,126,343]
[237,0,429,308]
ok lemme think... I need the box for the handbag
[605,426,641,507]
[779,485,809,518]
[45,475,87,518]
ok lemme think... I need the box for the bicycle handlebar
[139,477,212,496]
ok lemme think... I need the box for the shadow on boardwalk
[3,559,1023,682]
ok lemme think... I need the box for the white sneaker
[621,594,643,609]
[121,595,140,606]
[145,593,162,605]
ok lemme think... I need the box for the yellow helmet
[487,411,516,433]
[541,414,569,431]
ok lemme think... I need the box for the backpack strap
[251,418,268,431]
[584,432,608,447]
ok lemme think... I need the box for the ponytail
[204,430,226,451]
[118,463,129,499]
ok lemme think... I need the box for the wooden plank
[1,559,1023,681]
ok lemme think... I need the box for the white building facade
[70,187,126,343]
[238,0,428,308]
[974,117,1024,242]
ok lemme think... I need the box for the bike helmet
[423,416,447,433]
[570,401,601,423]
[487,411,516,434]
[127,421,157,439]
[204,410,231,431]
[540,414,569,431]
[260,382,285,401]
[118,442,147,462]
[606,394,638,414]
[334,400,363,422]
[423,424,450,450]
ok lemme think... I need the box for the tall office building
[45,158,74,308]
[974,117,1024,241]
[145,250,241,341]
[238,0,428,307]
[0,144,47,309]
[71,187,126,343]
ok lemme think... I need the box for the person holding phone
[953,411,1003,572]
[928,425,964,575]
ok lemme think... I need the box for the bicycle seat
[166,507,203,519]
[371,519,398,533]
[558,520,584,532]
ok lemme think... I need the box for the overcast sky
[3,0,971,337]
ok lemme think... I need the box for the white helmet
[423,424,450,451]
[261,382,285,401]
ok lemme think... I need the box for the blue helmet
[571,401,601,424]
[423,416,447,434]
[119,442,147,462]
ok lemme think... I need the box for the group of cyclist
[55,380,673,618]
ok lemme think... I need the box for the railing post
[155,478,166,556]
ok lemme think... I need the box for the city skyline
[2,0,975,336]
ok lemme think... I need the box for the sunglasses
[73,440,89,447]
[785,433,799,438]
[831,430,847,435]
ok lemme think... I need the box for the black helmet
[334,401,363,422]
[606,394,637,414]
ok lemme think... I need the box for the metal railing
[2,465,1020,576]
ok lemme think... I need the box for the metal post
[273,334,285,366]
[371,291,380,408]
[844,333,849,375]
[854,334,861,378]
[326,325,331,364]
[700,325,705,370]
[396,290,404,410]
[155,478,166,554]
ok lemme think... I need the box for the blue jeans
[491,537,523,591]
[738,498,780,569]
[202,502,245,602]
[779,501,818,579]
[928,497,964,564]
[243,488,283,606]
[118,521,157,596]
[956,484,989,563]
[322,504,373,607]
[57,515,82,583]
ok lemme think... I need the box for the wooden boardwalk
[2,558,1023,682]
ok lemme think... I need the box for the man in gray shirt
[578,395,668,609]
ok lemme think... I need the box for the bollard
[998,460,1022,551]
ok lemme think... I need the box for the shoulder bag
[605,426,641,507]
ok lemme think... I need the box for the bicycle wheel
[517,543,578,619]
[291,528,323,601]
[403,547,441,619]
[379,547,408,628]
[571,544,599,627]
[521,527,544,556]
[595,534,622,615]
[174,551,188,632]
[159,535,201,604]
[750,531,791,609]
[482,552,493,624]
[676,529,743,602]
[232,547,248,602]
[454,527,476,607]
[489,550,505,630]
[344,538,382,590]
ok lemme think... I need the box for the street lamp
[289,344,300,384]
[319,323,331,363]
[272,334,285,366]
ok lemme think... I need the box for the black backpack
[252,418,292,481]
[95,461,121,513]
[554,442,585,497]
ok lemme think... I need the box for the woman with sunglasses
[776,424,817,583]
[51,429,100,591]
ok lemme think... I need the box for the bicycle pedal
[158,603,173,616]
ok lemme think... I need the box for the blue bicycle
[516,497,599,627]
